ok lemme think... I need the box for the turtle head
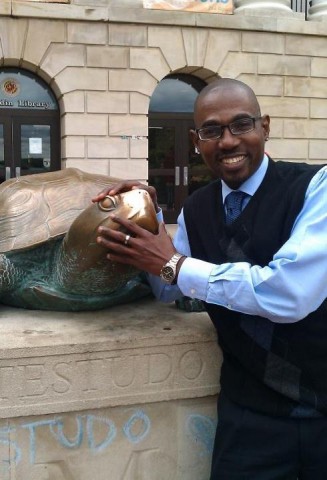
[61,188,159,269]
[54,188,159,295]
[97,189,158,234]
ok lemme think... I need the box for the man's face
[191,87,270,190]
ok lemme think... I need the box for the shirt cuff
[178,257,217,300]
[156,209,164,222]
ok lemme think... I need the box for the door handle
[175,166,180,186]
[183,167,188,186]
[5,167,10,180]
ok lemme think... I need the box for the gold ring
[124,234,131,246]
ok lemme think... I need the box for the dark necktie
[225,191,248,224]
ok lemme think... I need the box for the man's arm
[177,166,327,323]
[146,209,190,303]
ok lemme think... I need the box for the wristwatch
[160,253,185,285]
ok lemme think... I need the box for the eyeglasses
[196,116,262,141]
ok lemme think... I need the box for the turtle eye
[98,195,117,212]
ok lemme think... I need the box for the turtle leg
[0,254,24,292]
[13,275,153,311]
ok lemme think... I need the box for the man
[95,78,327,479]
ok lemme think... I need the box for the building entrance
[148,74,213,223]
[0,69,60,183]
[149,115,213,223]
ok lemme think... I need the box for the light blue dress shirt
[149,156,327,324]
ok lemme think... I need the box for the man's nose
[218,126,239,147]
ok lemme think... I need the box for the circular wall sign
[1,78,20,97]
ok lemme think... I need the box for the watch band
[160,253,185,285]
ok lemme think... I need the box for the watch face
[161,266,175,283]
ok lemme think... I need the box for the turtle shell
[0,168,120,253]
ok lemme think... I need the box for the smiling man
[95,78,327,479]
[191,79,269,189]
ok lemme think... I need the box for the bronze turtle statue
[0,168,158,311]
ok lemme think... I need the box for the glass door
[0,125,3,178]
[0,111,60,183]
[148,121,181,223]
[149,116,213,223]
[15,121,53,176]
[0,117,12,183]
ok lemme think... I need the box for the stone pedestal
[0,298,221,479]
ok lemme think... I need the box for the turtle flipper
[2,276,153,311]
[0,254,24,292]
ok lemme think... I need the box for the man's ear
[190,128,199,150]
[261,114,270,139]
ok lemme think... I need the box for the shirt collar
[221,154,269,203]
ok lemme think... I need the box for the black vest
[183,159,327,417]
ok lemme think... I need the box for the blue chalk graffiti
[0,410,151,470]
[86,415,117,453]
[123,410,151,444]
[0,409,213,472]
[186,414,216,455]
[22,418,59,464]
[0,437,21,466]
[50,416,84,449]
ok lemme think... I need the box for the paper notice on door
[29,138,42,155]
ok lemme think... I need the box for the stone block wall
[1,1,327,181]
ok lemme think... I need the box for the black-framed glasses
[196,116,262,141]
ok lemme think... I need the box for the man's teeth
[223,156,244,164]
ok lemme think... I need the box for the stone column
[234,0,293,13]
[308,0,327,20]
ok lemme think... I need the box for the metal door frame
[0,109,60,182]
[149,113,195,223]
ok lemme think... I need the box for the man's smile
[221,154,246,166]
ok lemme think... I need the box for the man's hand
[92,180,160,213]
[96,215,176,277]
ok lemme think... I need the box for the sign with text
[143,0,234,14]
[29,138,43,155]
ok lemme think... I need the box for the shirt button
[190,288,196,295]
